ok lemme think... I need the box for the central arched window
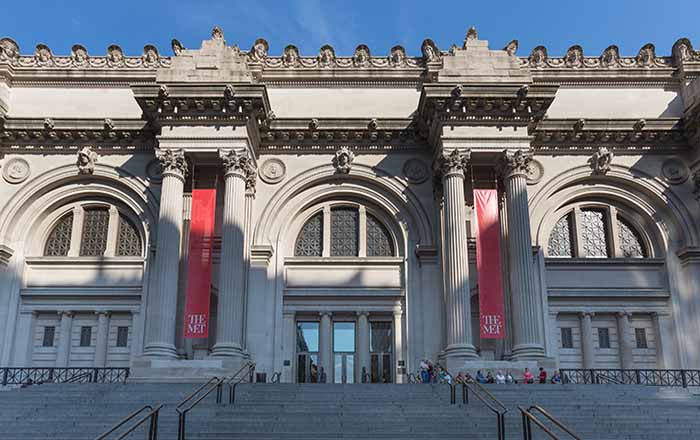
[547,204,648,258]
[294,205,395,257]
[43,204,142,257]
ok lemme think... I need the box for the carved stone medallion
[259,158,286,184]
[2,158,31,184]
[525,159,545,185]
[661,158,689,185]
[403,159,429,184]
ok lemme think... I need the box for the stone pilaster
[434,150,478,367]
[393,306,405,383]
[580,312,595,369]
[56,311,73,367]
[94,311,111,368]
[498,149,546,360]
[212,149,256,359]
[616,312,634,369]
[319,312,333,383]
[356,311,370,383]
[143,148,187,359]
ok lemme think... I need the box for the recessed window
[294,213,323,257]
[116,326,129,348]
[598,328,611,349]
[80,208,110,256]
[330,208,359,257]
[635,328,648,349]
[560,328,573,349]
[44,214,74,256]
[42,326,55,347]
[79,326,92,347]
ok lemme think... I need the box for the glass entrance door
[297,322,319,383]
[370,321,393,383]
[333,322,355,384]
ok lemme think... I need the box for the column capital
[58,310,73,318]
[433,149,471,179]
[95,310,111,318]
[319,311,333,318]
[156,148,188,178]
[497,149,534,179]
[219,149,257,192]
[579,311,595,318]
[356,311,369,318]
[616,311,632,318]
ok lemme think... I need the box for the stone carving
[333,147,355,174]
[171,39,184,56]
[318,44,335,67]
[600,45,620,67]
[389,45,406,66]
[463,27,478,47]
[573,118,585,132]
[250,38,269,62]
[158,84,169,98]
[71,44,89,65]
[590,147,614,175]
[661,158,689,185]
[421,39,440,63]
[564,45,584,68]
[44,118,55,130]
[529,46,548,67]
[0,38,19,61]
[403,159,429,184]
[309,118,319,130]
[672,38,693,66]
[633,119,646,132]
[156,148,188,175]
[353,44,371,67]
[504,40,518,56]
[497,149,533,178]
[107,44,124,66]
[2,157,30,184]
[219,149,256,190]
[435,149,471,177]
[212,26,224,41]
[35,44,53,65]
[76,146,98,175]
[525,158,545,185]
[104,118,115,130]
[259,158,286,184]
[141,45,159,66]
[636,43,656,67]
[282,44,299,66]
[367,119,378,130]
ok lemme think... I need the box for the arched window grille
[116,215,142,257]
[44,213,74,257]
[366,214,394,257]
[294,212,323,257]
[80,208,110,256]
[547,205,647,258]
[330,207,359,257]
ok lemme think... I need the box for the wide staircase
[1,381,700,439]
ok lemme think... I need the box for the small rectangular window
[42,326,55,347]
[635,328,648,349]
[560,328,573,349]
[79,326,92,347]
[598,328,611,349]
[116,326,129,348]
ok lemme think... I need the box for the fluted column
[356,311,370,383]
[319,312,333,383]
[498,149,546,360]
[212,149,256,359]
[56,311,73,367]
[393,306,405,383]
[435,150,477,366]
[143,149,187,359]
[617,311,634,369]
[94,311,111,367]
[580,312,595,369]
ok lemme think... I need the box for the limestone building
[1,27,700,382]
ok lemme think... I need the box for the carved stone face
[530,48,546,67]
[72,46,88,64]
[283,46,298,66]
[144,48,158,64]
[390,46,405,65]
[601,46,618,67]
[108,46,124,64]
[354,46,369,66]
[319,47,334,65]
[254,42,267,60]
[0,39,19,59]
[422,43,437,62]
[36,46,52,63]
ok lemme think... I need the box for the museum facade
[1,27,700,383]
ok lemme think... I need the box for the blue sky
[3,1,698,58]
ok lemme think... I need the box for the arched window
[547,205,647,258]
[43,204,142,257]
[294,205,396,257]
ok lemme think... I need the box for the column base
[511,343,546,361]
[210,342,246,359]
[443,343,478,372]
[129,357,249,383]
[142,342,178,359]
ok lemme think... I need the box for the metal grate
[366,214,394,257]
[548,214,574,257]
[44,214,74,256]
[116,215,142,256]
[581,209,609,257]
[330,208,359,257]
[294,212,323,257]
[79,208,110,257]
[617,216,646,258]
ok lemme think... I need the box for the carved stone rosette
[434,149,471,179]
[156,148,188,178]
[76,146,98,175]
[497,149,534,179]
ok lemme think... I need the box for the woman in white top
[495,370,506,384]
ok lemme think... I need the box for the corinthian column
[498,149,546,360]
[144,149,187,359]
[211,149,255,359]
[435,150,478,367]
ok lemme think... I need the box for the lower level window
[635,328,648,349]
[560,328,573,349]
[42,326,55,347]
[79,326,92,347]
[116,326,129,348]
[598,328,611,349]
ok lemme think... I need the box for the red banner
[184,188,216,338]
[474,189,506,339]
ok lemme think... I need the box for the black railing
[95,403,163,440]
[176,377,224,440]
[520,405,581,440]
[460,379,507,440]
[226,361,256,404]
[270,372,281,383]
[1,367,129,385]
[560,368,700,387]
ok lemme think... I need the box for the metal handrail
[66,371,93,383]
[95,403,162,440]
[270,372,281,383]
[460,376,508,440]
[596,372,623,384]
[520,405,582,440]
[226,361,256,404]
[175,377,223,440]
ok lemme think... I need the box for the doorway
[370,321,393,383]
[297,322,319,383]
[333,322,355,384]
